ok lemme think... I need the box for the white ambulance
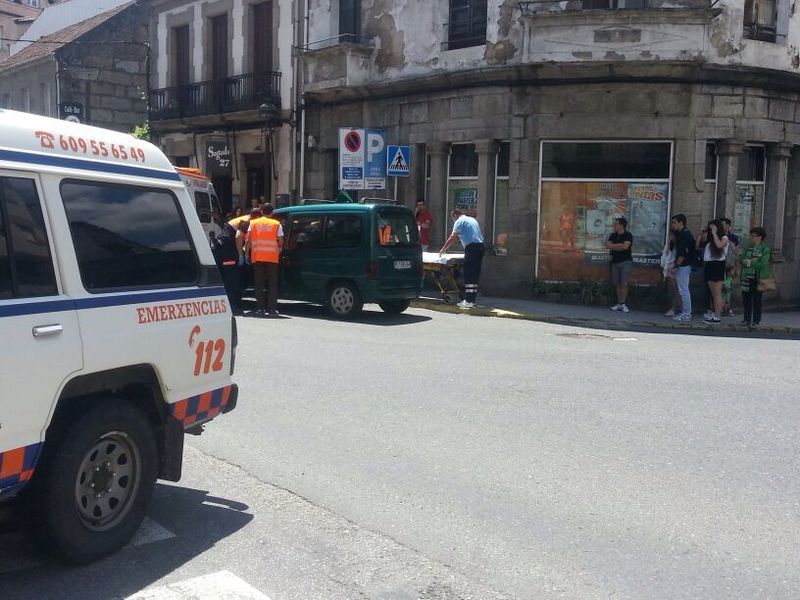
[175,167,224,243]
[0,109,238,563]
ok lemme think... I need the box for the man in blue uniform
[439,209,485,309]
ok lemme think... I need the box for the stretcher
[422,252,465,303]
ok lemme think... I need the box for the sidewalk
[412,294,800,335]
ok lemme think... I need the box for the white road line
[0,517,175,574]
[126,571,271,600]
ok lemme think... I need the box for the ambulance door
[0,173,82,476]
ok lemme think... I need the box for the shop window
[447,144,479,247]
[494,142,510,256]
[537,141,672,283]
[446,0,487,50]
[735,145,766,238]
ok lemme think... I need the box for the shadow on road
[239,298,432,326]
[0,483,253,599]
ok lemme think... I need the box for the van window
[377,209,419,247]
[195,191,211,223]
[61,181,198,291]
[0,177,58,299]
[286,215,324,249]
[325,214,362,248]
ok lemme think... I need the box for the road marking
[126,571,270,600]
[0,517,175,574]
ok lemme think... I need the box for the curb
[410,298,800,335]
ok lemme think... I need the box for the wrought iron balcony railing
[149,71,282,121]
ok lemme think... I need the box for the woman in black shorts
[697,219,729,324]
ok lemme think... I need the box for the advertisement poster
[581,182,627,264]
[734,183,762,237]
[453,188,478,215]
[626,183,668,265]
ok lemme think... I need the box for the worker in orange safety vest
[245,203,284,316]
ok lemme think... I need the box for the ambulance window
[195,191,211,223]
[0,177,57,298]
[61,181,198,291]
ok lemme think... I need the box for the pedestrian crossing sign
[386,145,411,177]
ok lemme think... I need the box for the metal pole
[394,176,398,203]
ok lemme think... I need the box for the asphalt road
[1,303,798,599]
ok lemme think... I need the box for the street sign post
[339,128,365,190]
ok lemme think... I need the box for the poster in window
[581,182,627,264]
[453,188,478,216]
[734,183,763,237]
[626,183,668,265]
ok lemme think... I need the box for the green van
[273,202,422,318]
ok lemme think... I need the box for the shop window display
[537,141,671,283]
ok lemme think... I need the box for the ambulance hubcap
[75,432,141,532]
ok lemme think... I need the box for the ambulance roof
[0,109,180,183]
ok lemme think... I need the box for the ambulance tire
[25,400,158,564]
[378,300,410,315]
[327,281,363,319]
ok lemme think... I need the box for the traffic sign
[364,129,387,190]
[339,128,365,190]
[387,145,411,177]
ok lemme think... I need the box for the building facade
[0,0,40,61]
[300,0,800,306]
[0,2,148,133]
[148,0,297,215]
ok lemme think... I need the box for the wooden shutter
[211,14,228,80]
[173,26,190,86]
[252,2,273,74]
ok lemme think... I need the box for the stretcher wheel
[443,294,455,304]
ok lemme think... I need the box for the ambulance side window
[0,177,58,299]
[61,180,198,291]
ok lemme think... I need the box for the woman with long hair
[697,219,729,325]
[740,227,771,327]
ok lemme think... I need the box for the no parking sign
[339,128,364,190]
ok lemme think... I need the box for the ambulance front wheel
[25,400,158,564]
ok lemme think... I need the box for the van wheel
[328,281,363,319]
[25,401,158,564]
[379,300,410,315]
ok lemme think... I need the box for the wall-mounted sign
[59,102,84,123]
[206,140,232,177]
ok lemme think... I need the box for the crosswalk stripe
[0,516,175,574]
[126,571,271,600]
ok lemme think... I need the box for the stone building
[300,0,800,306]
[0,0,40,61]
[147,0,297,215]
[0,1,148,133]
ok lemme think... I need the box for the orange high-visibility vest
[378,224,392,245]
[248,217,281,263]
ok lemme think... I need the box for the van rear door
[373,207,422,295]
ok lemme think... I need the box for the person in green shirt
[740,226,771,327]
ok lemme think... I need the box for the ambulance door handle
[32,324,63,338]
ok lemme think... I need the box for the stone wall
[55,4,148,133]
[303,78,800,305]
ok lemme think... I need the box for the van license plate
[393,260,411,270]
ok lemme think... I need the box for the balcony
[301,35,374,97]
[149,71,281,121]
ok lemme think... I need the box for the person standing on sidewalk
[606,217,634,313]
[670,214,695,322]
[740,226,771,327]
[720,217,740,317]
[246,203,284,317]
[697,219,729,325]
[440,209,484,309]
[415,200,433,252]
